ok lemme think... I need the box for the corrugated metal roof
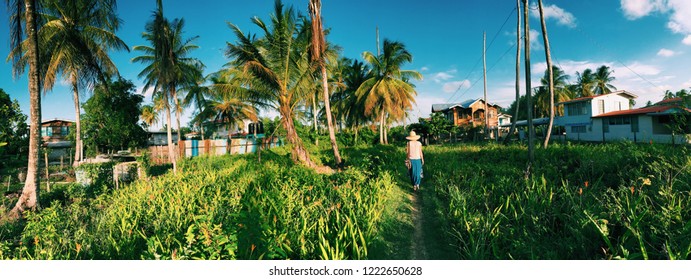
[431,98,499,112]
[558,90,638,105]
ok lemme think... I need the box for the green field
[1,141,690,260]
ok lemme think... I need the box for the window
[41,126,53,137]
[598,100,605,114]
[608,116,632,125]
[631,116,639,133]
[61,126,69,136]
[571,126,586,133]
[567,102,588,116]
[603,120,609,133]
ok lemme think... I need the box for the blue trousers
[409,159,422,186]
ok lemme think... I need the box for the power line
[446,7,517,103]
[450,41,518,104]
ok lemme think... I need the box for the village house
[432,98,502,128]
[41,118,74,160]
[556,91,690,144]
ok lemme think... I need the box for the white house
[558,91,690,144]
[558,90,637,142]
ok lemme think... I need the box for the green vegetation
[3,139,688,260]
[0,144,401,260]
[424,142,691,259]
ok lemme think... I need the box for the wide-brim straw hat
[406,130,421,141]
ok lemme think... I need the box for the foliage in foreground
[0,146,397,260]
[425,142,691,259]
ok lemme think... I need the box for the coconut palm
[140,104,159,129]
[594,65,617,95]
[132,0,202,174]
[356,39,422,144]
[574,68,596,97]
[308,0,341,165]
[537,66,571,117]
[37,0,128,166]
[225,0,318,167]
[209,98,258,139]
[6,0,42,217]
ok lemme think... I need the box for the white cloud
[420,66,429,72]
[666,0,691,34]
[657,48,676,57]
[683,35,691,45]
[530,3,577,28]
[620,0,666,19]
[408,95,446,122]
[433,72,454,82]
[442,80,471,93]
[135,86,155,98]
[621,0,691,34]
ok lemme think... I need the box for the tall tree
[132,0,202,174]
[38,0,128,166]
[308,0,341,166]
[6,0,42,218]
[356,39,421,144]
[538,0,555,148]
[594,65,617,95]
[81,78,147,153]
[226,0,317,167]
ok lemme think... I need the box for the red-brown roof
[558,90,638,105]
[593,105,676,118]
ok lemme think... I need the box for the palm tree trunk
[321,66,342,165]
[173,88,182,147]
[312,93,318,146]
[165,94,177,174]
[539,0,555,148]
[72,78,82,166]
[504,0,521,145]
[11,0,41,218]
[523,0,535,164]
[379,112,384,144]
[282,105,316,168]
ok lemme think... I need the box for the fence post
[45,151,50,192]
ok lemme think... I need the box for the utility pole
[523,0,535,164]
[483,31,489,139]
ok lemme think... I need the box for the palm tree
[537,66,571,117]
[210,98,258,139]
[594,65,617,95]
[132,0,202,174]
[6,0,42,218]
[356,39,421,144]
[38,0,128,166]
[333,58,370,144]
[225,0,317,167]
[537,0,555,148]
[140,104,159,129]
[308,0,341,166]
[574,68,596,97]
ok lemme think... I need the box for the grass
[2,138,688,260]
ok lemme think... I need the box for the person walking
[405,130,424,191]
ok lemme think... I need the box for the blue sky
[2,0,691,128]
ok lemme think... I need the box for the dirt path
[409,192,428,259]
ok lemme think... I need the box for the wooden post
[61,155,64,169]
[483,31,489,138]
[45,151,50,192]
[6,176,10,192]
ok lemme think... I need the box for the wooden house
[432,98,501,128]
